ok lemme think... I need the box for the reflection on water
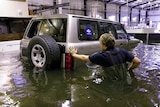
[0,43,160,107]
[32,67,48,86]
[0,52,21,107]
[83,62,104,84]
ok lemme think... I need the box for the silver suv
[20,14,141,70]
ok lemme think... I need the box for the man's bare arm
[128,57,141,70]
[69,47,90,62]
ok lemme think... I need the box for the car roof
[31,14,121,25]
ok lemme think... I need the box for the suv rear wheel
[28,35,60,69]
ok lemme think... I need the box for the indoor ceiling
[102,0,160,10]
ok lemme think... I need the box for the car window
[114,24,128,39]
[39,19,67,42]
[79,20,99,40]
[99,22,118,39]
[27,21,41,38]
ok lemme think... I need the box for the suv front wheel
[28,35,60,69]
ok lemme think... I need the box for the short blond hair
[99,33,115,48]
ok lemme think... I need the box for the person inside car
[69,33,141,84]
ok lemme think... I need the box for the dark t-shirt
[89,48,134,67]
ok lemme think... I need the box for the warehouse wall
[27,0,141,25]
[0,0,28,17]
[0,0,158,29]
[27,0,160,29]
[148,9,160,28]
[148,10,160,22]
[140,10,146,23]
[28,0,54,15]
[86,0,104,18]
[106,4,119,22]
[131,8,139,26]
[120,6,129,26]
[60,0,84,15]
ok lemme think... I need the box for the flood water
[0,43,160,107]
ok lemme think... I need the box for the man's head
[99,33,115,51]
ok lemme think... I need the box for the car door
[114,24,140,50]
[99,22,128,49]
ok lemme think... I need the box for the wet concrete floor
[0,43,160,107]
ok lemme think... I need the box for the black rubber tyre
[28,35,60,70]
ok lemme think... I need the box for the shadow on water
[0,43,160,107]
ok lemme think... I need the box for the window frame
[26,20,41,39]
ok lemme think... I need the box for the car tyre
[28,35,60,70]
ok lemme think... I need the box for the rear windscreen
[39,18,67,42]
